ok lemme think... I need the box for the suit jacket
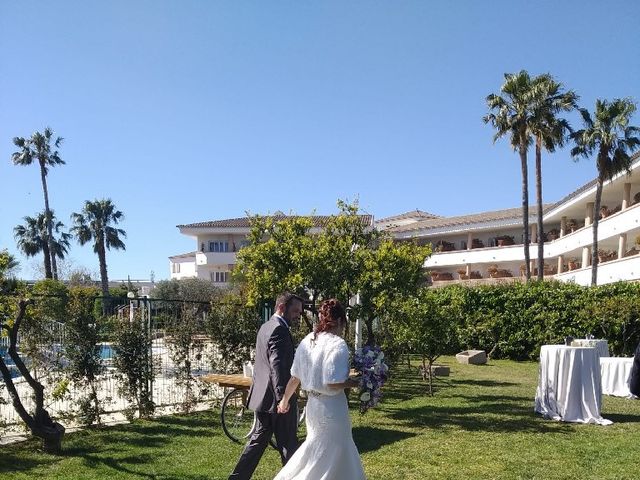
[247,316,296,413]
[629,342,640,397]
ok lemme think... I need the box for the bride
[274,298,366,480]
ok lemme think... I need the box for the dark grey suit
[229,316,298,479]
[629,342,640,397]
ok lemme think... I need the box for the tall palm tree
[70,199,126,297]
[12,128,65,279]
[484,70,542,280]
[529,76,578,280]
[571,98,640,285]
[14,211,71,278]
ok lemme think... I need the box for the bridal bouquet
[353,345,389,414]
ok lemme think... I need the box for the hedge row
[427,281,640,360]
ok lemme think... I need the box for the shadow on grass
[380,372,568,434]
[0,411,222,477]
[352,425,416,454]
[386,400,565,434]
[0,446,55,474]
[602,412,640,423]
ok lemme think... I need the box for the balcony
[555,254,640,285]
[195,251,237,266]
[426,202,640,270]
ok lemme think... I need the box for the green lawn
[2,356,639,479]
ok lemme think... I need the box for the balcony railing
[195,251,237,266]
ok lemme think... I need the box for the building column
[585,202,594,226]
[531,223,538,243]
[465,264,471,276]
[622,183,632,210]
[467,232,472,251]
[557,255,564,274]
[560,216,567,237]
[582,246,591,267]
[618,233,627,259]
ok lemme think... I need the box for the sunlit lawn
[2,356,639,479]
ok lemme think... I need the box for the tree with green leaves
[14,211,71,279]
[352,238,430,346]
[235,200,430,344]
[571,98,640,285]
[70,199,126,297]
[0,249,19,279]
[12,128,65,279]
[529,76,578,279]
[485,71,551,281]
[65,287,105,425]
[0,279,68,452]
[389,288,460,395]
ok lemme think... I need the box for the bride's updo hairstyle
[313,298,346,341]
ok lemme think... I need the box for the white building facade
[170,215,373,285]
[380,154,640,287]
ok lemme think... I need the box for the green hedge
[429,281,640,360]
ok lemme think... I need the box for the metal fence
[0,295,246,437]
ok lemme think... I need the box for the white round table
[600,357,634,397]
[535,345,612,425]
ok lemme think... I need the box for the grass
[1,356,639,479]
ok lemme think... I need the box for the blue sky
[1,1,639,281]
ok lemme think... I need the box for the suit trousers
[228,408,299,480]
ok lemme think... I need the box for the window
[209,241,229,252]
[172,263,181,273]
[211,271,228,283]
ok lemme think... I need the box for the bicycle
[220,386,307,447]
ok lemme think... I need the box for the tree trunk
[42,239,53,279]
[39,162,57,280]
[1,299,65,453]
[591,176,604,286]
[97,236,109,298]
[535,136,544,281]
[365,317,375,346]
[519,140,531,281]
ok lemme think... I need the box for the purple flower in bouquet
[353,345,389,414]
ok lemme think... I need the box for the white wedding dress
[274,332,366,480]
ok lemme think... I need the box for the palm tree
[571,98,640,285]
[70,199,126,297]
[0,250,19,278]
[484,71,541,280]
[529,76,578,280]
[12,128,65,279]
[14,211,71,278]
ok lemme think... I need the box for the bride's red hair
[313,298,346,340]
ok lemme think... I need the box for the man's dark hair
[275,292,303,311]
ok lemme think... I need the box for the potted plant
[471,238,484,249]
[456,268,469,280]
[567,258,580,271]
[495,235,515,246]
[435,240,455,252]
[545,229,560,241]
[566,219,578,233]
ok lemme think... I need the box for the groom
[229,292,303,480]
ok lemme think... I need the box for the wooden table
[200,373,252,389]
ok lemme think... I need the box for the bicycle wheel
[221,388,255,443]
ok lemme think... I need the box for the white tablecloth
[571,339,610,358]
[600,357,633,397]
[535,345,612,425]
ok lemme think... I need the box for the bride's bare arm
[277,375,301,413]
